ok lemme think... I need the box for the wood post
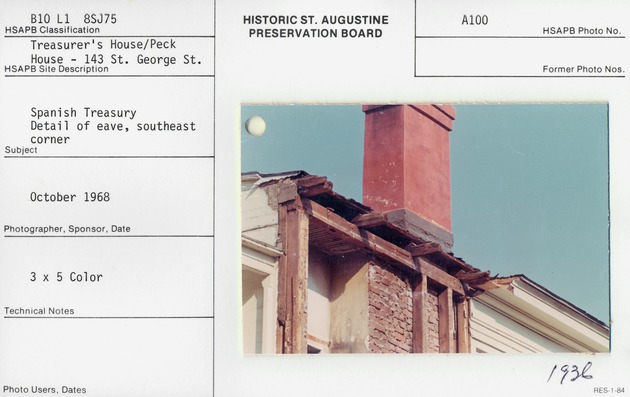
[277,196,309,354]
[412,274,429,353]
[276,204,288,354]
[438,287,455,353]
[456,298,471,353]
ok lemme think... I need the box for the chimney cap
[363,104,456,131]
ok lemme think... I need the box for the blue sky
[241,104,609,323]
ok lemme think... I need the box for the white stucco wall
[241,180,279,248]
[307,249,332,352]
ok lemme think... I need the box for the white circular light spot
[245,115,266,137]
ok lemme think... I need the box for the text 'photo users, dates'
[3,385,87,395]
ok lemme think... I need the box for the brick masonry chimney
[363,104,456,251]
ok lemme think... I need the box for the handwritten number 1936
[547,362,593,384]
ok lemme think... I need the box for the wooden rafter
[302,198,464,296]
[407,241,441,256]
[351,212,387,228]
[296,175,333,197]
[455,270,491,284]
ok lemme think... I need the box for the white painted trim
[512,277,609,338]
[242,236,283,259]
[471,298,571,353]
[242,241,280,355]
[472,277,609,353]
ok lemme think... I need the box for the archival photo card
[240,104,609,355]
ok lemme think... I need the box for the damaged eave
[248,171,494,298]
[407,241,494,292]
[352,213,428,249]
[302,197,465,296]
[295,174,333,197]
[293,175,371,220]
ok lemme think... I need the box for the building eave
[242,172,497,297]
[474,275,610,352]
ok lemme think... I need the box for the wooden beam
[298,186,332,197]
[438,287,455,353]
[277,198,309,354]
[414,257,463,296]
[455,269,491,284]
[302,198,465,296]
[351,212,387,228]
[456,299,471,353]
[276,204,289,353]
[285,199,309,354]
[303,199,416,272]
[412,274,429,353]
[297,176,333,197]
[297,175,328,188]
[407,242,441,256]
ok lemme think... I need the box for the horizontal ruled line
[416,35,626,39]
[4,316,214,319]
[4,235,214,238]
[5,35,215,38]
[5,75,214,78]
[414,75,625,78]
[4,155,214,159]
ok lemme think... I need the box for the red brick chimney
[363,104,456,250]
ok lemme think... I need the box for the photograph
[241,104,609,354]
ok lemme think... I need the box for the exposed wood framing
[456,298,471,353]
[296,175,333,197]
[276,203,289,354]
[413,257,463,296]
[277,197,309,354]
[303,198,464,296]
[407,242,441,256]
[253,175,483,354]
[303,199,415,270]
[288,199,309,354]
[438,287,455,353]
[277,180,298,204]
[412,274,429,353]
[408,241,482,276]
[455,269,491,284]
[351,212,387,228]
